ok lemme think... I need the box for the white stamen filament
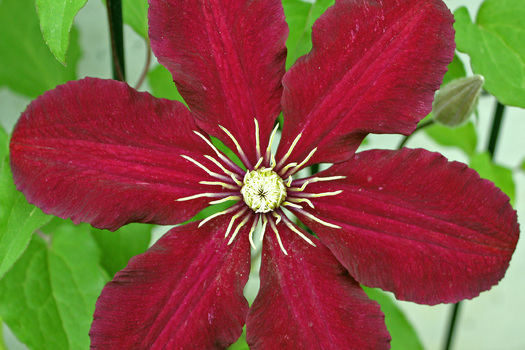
[181,155,230,182]
[219,125,252,168]
[269,218,288,255]
[193,131,242,173]
[199,181,238,190]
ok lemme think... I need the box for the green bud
[433,75,484,127]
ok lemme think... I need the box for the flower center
[241,169,286,213]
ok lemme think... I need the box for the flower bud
[433,75,484,127]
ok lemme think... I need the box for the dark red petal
[90,215,252,349]
[276,0,455,166]
[246,221,390,349]
[149,0,288,166]
[10,78,232,230]
[292,149,519,304]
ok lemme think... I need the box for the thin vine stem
[397,119,435,149]
[442,99,506,350]
[134,39,152,90]
[106,0,126,81]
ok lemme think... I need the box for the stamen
[199,204,241,227]
[209,195,242,205]
[204,155,243,186]
[293,175,346,187]
[294,190,343,198]
[181,155,230,182]
[176,192,223,202]
[219,125,252,168]
[280,162,297,175]
[283,147,317,177]
[288,180,310,192]
[287,197,315,209]
[260,215,269,242]
[199,181,238,190]
[254,157,264,170]
[248,215,259,249]
[294,208,341,229]
[193,131,243,173]
[254,119,261,161]
[281,201,304,209]
[266,124,279,161]
[286,176,293,187]
[228,214,251,245]
[271,211,282,225]
[225,207,249,239]
[270,154,277,168]
[269,218,288,255]
[280,213,316,247]
[277,133,302,169]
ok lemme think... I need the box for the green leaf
[363,287,423,350]
[91,223,152,277]
[470,152,515,206]
[35,0,88,64]
[0,224,107,350]
[442,54,467,86]
[226,326,249,350]
[0,127,51,279]
[147,64,186,103]
[520,158,525,171]
[0,0,80,98]
[282,0,334,68]
[123,0,148,39]
[424,122,478,156]
[454,2,525,108]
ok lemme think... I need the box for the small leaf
[0,223,107,349]
[123,0,148,39]
[0,0,80,98]
[454,2,525,108]
[147,64,185,102]
[0,126,51,278]
[283,0,335,68]
[470,152,515,206]
[227,326,249,350]
[35,0,88,64]
[91,223,152,277]
[424,121,478,156]
[363,287,423,350]
[442,54,467,86]
[433,75,484,127]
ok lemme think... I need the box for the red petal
[10,78,233,230]
[90,215,252,349]
[292,149,519,304]
[149,0,288,166]
[276,0,455,166]
[246,221,390,349]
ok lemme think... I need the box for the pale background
[0,0,523,349]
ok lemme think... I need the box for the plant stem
[106,0,126,81]
[487,101,505,160]
[442,99,506,350]
[443,302,461,350]
[397,119,434,149]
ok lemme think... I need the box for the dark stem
[443,303,461,350]
[487,101,506,160]
[442,99,506,350]
[397,119,434,149]
[106,0,126,81]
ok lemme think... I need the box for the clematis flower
[9,0,519,348]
